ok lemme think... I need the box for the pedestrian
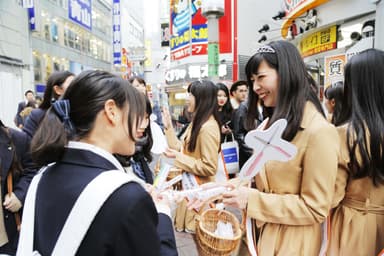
[328,49,384,256]
[14,90,35,128]
[23,71,74,139]
[162,80,221,233]
[216,82,233,143]
[19,70,176,255]
[0,119,36,255]
[323,81,344,125]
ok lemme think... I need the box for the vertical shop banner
[68,0,92,30]
[170,0,232,61]
[324,54,346,88]
[112,0,121,65]
[26,0,36,31]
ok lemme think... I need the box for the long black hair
[39,71,74,110]
[216,82,233,125]
[187,80,220,152]
[337,49,384,185]
[31,70,146,165]
[245,40,324,141]
[324,81,344,126]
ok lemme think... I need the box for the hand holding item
[161,107,172,130]
[3,192,22,212]
[221,125,232,134]
[163,147,177,158]
[222,184,250,210]
[145,184,173,217]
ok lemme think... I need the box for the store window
[33,51,42,82]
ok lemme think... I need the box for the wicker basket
[196,208,242,256]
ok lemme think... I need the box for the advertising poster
[324,54,346,88]
[169,0,232,61]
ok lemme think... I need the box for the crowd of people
[0,41,383,255]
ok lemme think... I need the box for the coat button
[5,214,8,218]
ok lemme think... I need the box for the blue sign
[112,0,121,64]
[27,0,35,31]
[68,0,92,30]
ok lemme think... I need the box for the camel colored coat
[247,102,339,256]
[165,116,220,231]
[328,124,384,256]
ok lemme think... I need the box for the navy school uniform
[0,127,37,254]
[33,142,177,256]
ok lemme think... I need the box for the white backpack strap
[51,170,136,256]
[16,166,49,256]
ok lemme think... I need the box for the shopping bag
[221,134,239,174]
[216,152,229,182]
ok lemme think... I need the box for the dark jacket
[33,146,177,256]
[0,126,36,254]
[22,108,46,139]
[14,102,26,127]
[231,102,262,168]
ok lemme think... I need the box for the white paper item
[150,121,168,154]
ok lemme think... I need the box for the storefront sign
[68,0,92,30]
[299,25,337,57]
[112,0,121,64]
[324,54,345,88]
[165,64,227,83]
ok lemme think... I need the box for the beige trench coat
[164,116,220,232]
[247,102,339,256]
[328,124,384,256]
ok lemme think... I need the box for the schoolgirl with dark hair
[162,80,221,233]
[218,41,339,255]
[329,49,384,255]
[324,81,344,125]
[216,82,233,143]
[24,70,176,255]
[23,71,74,139]
[0,120,36,254]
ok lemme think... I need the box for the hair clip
[255,45,276,54]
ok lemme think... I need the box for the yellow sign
[299,26,337,57]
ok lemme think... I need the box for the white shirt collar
[66,141,125,172]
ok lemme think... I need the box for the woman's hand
[163,147,177,158]
[3,192,22,212]
[222,184,250,210]
[161,108,172,130]
[221,125,232,135]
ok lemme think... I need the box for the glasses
[255,45,275,54]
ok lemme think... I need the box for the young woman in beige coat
[193,41,339,255]
[328,49,384,256]
[162,80,221,233]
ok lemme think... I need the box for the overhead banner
[324,54,345,88]
[68,0,92,30]
[169,0,232,61]
[299,25,337,57]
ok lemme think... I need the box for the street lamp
[202,0,224,80]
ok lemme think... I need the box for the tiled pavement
[175,230,199,256]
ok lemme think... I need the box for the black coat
[0,127,36,254]
[14,102,26,127]
[33,147,177,256]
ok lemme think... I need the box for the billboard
[68,0,92,30]
[169,0,232,61]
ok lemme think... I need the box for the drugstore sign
[299,25,337,57]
